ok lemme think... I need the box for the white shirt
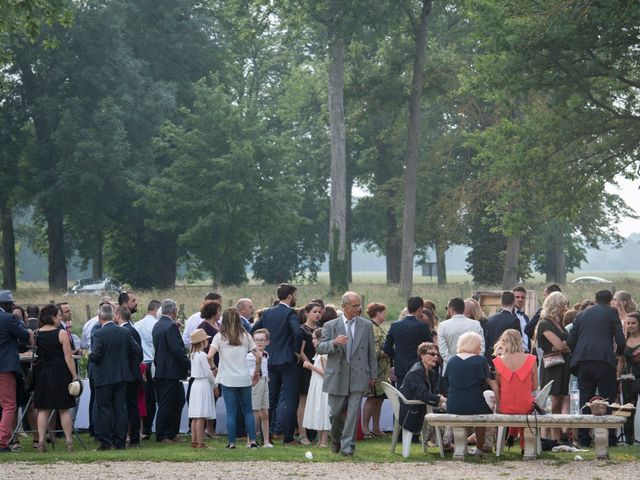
[438,314,485,373]
[80,316,99,350]
[183,311,204,349]
[247,350,269,379]
[134,314,158,362]
[211,332,256,387]
[514,310,530,352]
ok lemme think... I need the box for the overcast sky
[609,175,640,237]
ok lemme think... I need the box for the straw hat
[190,328,211,345]
[68,379,83,397]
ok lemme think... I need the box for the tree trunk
[546,221,567,284]
[385,207,401,284]
[435,241,447,286]
[327,3,348,295]
[399,0,432,299]
[0,204,17,290]
[44,207,67,291]
[502,234,520,289]
[91,231,104,279]
[346,174,353,284]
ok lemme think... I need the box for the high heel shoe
[36,442,46,453]
[66,441,74,452]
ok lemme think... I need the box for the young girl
[301,328,330,447]
[188,328,216,448]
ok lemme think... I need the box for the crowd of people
[0,282,638,457]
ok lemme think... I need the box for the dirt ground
[1,460,632,479]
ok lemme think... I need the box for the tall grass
[12,272,640,335]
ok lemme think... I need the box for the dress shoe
[331,441,341,453]
[341,451,354,456]
[160,439,176,445]
[96,444,111,451]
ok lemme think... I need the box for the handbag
[542,353,565,368]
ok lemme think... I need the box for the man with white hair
[152,299,190,444]
[317,291,377,456]
[236,298,254,332]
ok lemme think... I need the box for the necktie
[346,319,353,363]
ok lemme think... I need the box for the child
[188,328,216,448]
[247,328,272,447]
[302,328,330,447]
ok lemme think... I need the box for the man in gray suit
[317,291,377,456]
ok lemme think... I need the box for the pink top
[494,354,536,414]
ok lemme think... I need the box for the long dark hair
[220,308,245,346]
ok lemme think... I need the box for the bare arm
[251,348,262,386]
[59,330,78,380]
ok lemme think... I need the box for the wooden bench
[424,413,625,460]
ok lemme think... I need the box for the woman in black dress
[33,304,79,452]
[618,312,640,444]
[296,302,322,445]
[534,291,571,442]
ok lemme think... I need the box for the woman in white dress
[188,329,216,448]
[302,328,330,447]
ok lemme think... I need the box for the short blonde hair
[457,331,483,354]
[496,329,523,354]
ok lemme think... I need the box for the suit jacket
[399,361,440,433]
[382,315,432,380]
[486,309,521,361]
[524,308,542,340]
[567,302,625,369]
[152,315,190,380]
[122,322,143,382]
[437,314,486,373]
[251,303,302,366]
[0,311,30,374]
[89,322,141,387]
[316,315,377,395]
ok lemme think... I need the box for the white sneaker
[263,443,274,448]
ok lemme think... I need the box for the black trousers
[126,381,140,445]
[268,363,299,443]
[155,379,184,442]
[95,381,128,448]
[88,378,96,436]
[576,361,618,446]
[142,364,156,436]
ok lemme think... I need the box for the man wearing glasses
[317,291,377,456]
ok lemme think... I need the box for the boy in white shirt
[247,328,271,447]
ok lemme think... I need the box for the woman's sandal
[36,442,46,453]
[298,436,311,445]
[318,443,328,448]
[66,441,74,453]
[363,432,377,439]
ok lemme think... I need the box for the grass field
[1,433,638,464]
[12,272,640,335]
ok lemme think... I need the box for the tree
[398,0,433,298]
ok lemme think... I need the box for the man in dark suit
[153,299,190,444]
[251,283,302,444]
[89,303,141,450]
[486,291,521,367]
[568,289,625,447]
[524,283,561,341]
[0,290,31,453]
[382,296,432,387]
[115,306,143,447]
[512,286,531,352]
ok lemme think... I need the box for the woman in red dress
[493,329,538,451]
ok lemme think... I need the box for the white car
[570,276,612,284]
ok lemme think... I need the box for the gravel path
[2,460,632,479]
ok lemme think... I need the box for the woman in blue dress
[444,331,498,453]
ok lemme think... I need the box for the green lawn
[2,434,639,464]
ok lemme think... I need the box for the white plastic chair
[381,381,443,458]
